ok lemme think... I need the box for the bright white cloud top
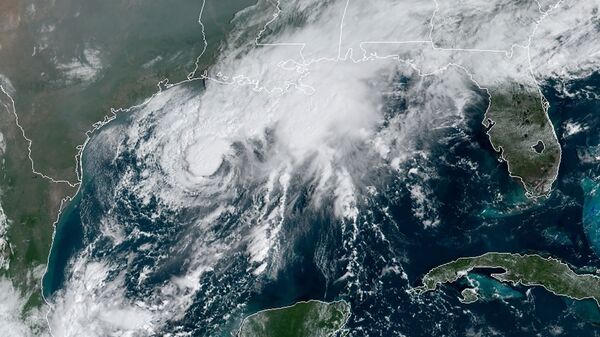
[45,0,600,336]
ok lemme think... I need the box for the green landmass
[238,300,351,337]
[459,288,479,304]
[0,89,76,309]
[414,252,600,307]
[483,84,561,197]
[0,0,254,312]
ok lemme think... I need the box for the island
[238,300,351,337]
[483,84,561,197]
[414,252,600,307]
[459,288,480,304]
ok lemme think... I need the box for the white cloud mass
[45,0,600,335]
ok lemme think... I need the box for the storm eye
[184,137,230,177]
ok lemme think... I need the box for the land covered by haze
[0,0,252,317]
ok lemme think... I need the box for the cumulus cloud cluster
[0,277,48,337]
[531,0,600,78]
[63,0,597,210]
[45,0,600,335]
[0,278,34,337]
[55,48,103,84]
[131,0,598,194]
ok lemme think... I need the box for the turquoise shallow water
[41,0,256,293]
[582,178,600,257]
[38,3,600,333]
[44,72,600,336]
[43,193,83,297]
[461,273,523,302]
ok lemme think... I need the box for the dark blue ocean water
[44,72,600,336]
